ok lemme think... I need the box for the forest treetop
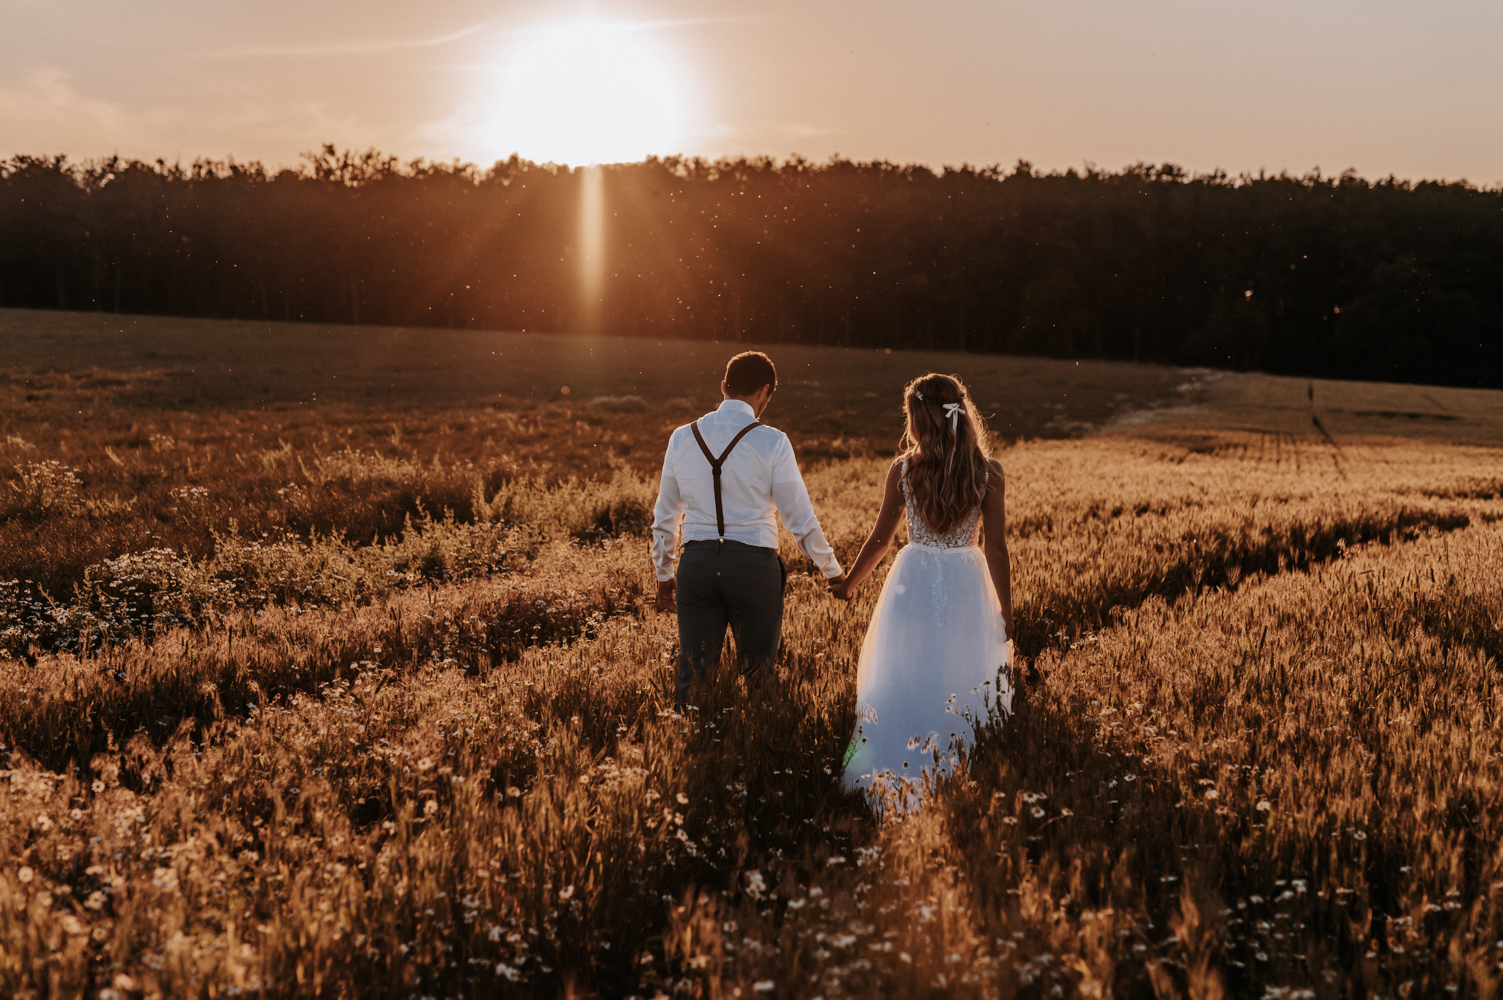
[3,147,1499,388]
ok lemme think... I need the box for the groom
[652,351,845,707]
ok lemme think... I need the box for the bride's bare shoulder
[986,457,1006,484]
[881,456,907,496]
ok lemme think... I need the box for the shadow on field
[926,670,1411,998]
[947,688,1334,999]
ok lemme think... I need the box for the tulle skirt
[840,542,1012,812]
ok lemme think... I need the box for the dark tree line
[2,146,1500,387]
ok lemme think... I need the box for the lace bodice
[900,459,985,549]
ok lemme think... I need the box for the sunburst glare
[482,18,690,166]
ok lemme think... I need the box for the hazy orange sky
[3,0,1500,183]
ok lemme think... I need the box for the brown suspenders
[689,420,763,538]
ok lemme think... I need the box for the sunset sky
[3,0,1499,183]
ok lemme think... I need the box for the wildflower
[1256,800,1272,812]
[676,793,689,805]
[1204,789,1219,800]
[1031,806,1045,818]
[745,871,767,898]
[559,885,575,901]
[754,983,776,993]
[17,866,33,884]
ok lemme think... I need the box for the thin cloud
[0,65,128,144]
[538,16,757,33]
[205,15,755,60]
[205,18,505,59]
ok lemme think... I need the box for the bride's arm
[831,459,906,601]
[980,458,1014,639]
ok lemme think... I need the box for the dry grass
[2,315,1503,999]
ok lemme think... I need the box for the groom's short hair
[724,351,779,396]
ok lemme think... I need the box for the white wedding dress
[840,461,1012,811]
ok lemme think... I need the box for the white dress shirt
[652,399,843,582]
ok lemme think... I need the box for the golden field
[1,308,1502,999]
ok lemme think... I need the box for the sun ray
[579,165,605,334]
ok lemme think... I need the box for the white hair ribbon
[942,402,963,471]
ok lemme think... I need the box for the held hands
[828,574,855,602]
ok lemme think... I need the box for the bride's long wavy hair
[899,373,991,536]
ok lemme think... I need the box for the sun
[485,18,690,166]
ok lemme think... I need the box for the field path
[1110,367,1503,445]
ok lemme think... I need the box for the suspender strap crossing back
[690,420,763,538]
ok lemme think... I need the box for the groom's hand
[827,574,851,602]
[656,579,677,615]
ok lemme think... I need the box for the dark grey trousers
[675,540,785,707]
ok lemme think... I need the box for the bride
[831,372,1014,810]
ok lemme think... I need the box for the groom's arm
[651,439,684,611]
[769,437,843,580]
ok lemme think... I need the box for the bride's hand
[828,575,854,602]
